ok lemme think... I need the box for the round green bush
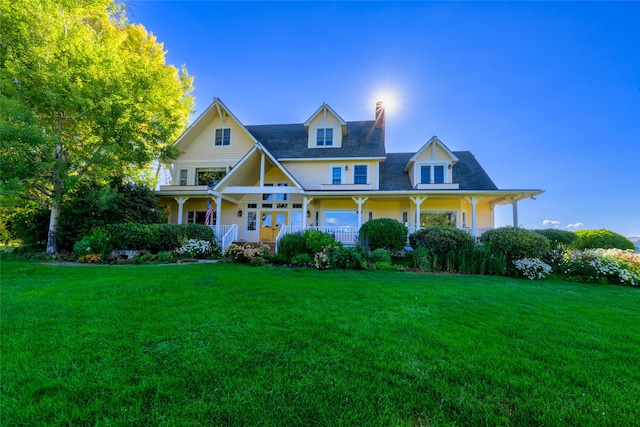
[574,229,634,251]
[370,248,392,264]
[533,229,578,247]
[358,218,408,252]
[291,253,312,267]
[304,229,337,254]
[334,247,364,270]
[409,226,474,255]
[278,232,306,261]
[479,227,550,266]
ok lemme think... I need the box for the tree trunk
[45,200,60,254]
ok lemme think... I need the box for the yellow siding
[308,111,341,127]
[414,143,452,162]
[176,117,256,164]
[283,160,379,189]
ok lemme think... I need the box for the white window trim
[178,168,189,186]
[330,165,343,184]
[353,164,368,185]
[416,161,450,184]
[213,127,232,146]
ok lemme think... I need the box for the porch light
[448,164,452,169]
[307,210,311,218]
[345,165,349,171]
[237,209,243,217]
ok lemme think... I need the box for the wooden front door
[260,212,287,242]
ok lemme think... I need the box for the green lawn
[2,259,639,426]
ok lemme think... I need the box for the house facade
[155,98,543,250]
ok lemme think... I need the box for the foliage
[334,247,365,270]
[480,227,551,272]
[0,0,194,253]
[3,202,50,250]
[533,229,578,247]
[370,248,392,264]
[249,256,267,267]
[358,218,408,252]
[561,249,640,286]
[304,229,338,255]
[271,253,288,265]
[175,239,216,259]
[574,229,635,251]
[313,247,333,270]
[513,258,552,280]
[225,243,271,264]
[77,253,102,264]
[291,253,312,267]
[411,245,507,275]
[409,226,475,256]
[277,232,306,261]
[99,223,213,252]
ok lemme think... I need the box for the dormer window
[214,128,231,146]
[420,164,446,184]
[316,128,333,146]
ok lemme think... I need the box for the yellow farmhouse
[156,98,543,250]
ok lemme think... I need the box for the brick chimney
[375,101,385,139]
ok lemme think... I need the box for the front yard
[2,260,639,425]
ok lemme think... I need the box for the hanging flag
[205,199,213,225]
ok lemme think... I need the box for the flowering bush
[562,249,640,286]
[224,243,271,264]
[513,258,552,280]
[313,247,332,270]
[78,253,102,263]
[175,239,216,259]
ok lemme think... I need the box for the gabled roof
[173,97,260,151]
[246,121,386,160]
[303,102,348,136]
[380,151,498,191]
[404,136,459,172]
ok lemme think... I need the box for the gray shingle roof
[379,152,498,191]
[246,121,386,159]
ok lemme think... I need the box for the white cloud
[325,217,340,225]
[543,219,561,226]
[566,222,584,228]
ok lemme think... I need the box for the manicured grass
[2,259,639,426]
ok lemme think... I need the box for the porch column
[174,197,189,224]
[409,196,427,229]
[352,197,368,229]
[506,196,519,227]
[215,196,222,237]
[465,196,482,238]
[303,196,313,227]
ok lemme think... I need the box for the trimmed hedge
[533,229,578,247]
[358,218,408,252]
[409,226,475,255]
[480,227,550,271]
[574,229,634,251]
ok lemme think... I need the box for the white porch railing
[210,224,237,252]
[276,225,360,253]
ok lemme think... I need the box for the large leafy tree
[0,0,193,253]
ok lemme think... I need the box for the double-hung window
[332,167,342,184]
[420,166,431,184]
[214,128,231,146]
[353,165,367,185]
[316,128,333,146]
[434,166,445,184]
[178,169,188,186]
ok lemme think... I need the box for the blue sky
[127,1,639,237]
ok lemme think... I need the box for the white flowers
[175,239,214,259]
[513,258,552,280]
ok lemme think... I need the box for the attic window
[214,128,231,146]
[316,128,333,146]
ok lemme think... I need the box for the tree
[0,0,194,253]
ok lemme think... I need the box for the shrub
[513,258,552,280]
[291,253,312,267]
[574,229,635,251]
[175,239,217,259]
[334,247,365,270]
[533,229,578,247]
[304,229,337,255]
[313,247,333,270]
[409,226,474,254]
[561,249,640,286]
[278,232,306,261]
[77,253,102,264]
[249,256,267,267]
[370,248,392,264]
[225,243,271,264]
[271,253,288,265]
[480,227,550,272]
[358,218,408,251]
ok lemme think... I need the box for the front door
[260,211,287,242]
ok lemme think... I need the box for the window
[420,211,457,227]
[402,211,408,225]
[214,128,231,146]
[316,128,333,146]
[277,183,289,202]
[434,166,444,184]
[420,166,431,184]
[247,211,257,231]
[354,165,367,184]
[262,183,274,201]
[187,210,215,225]
[323,210,358,227]
[178,169,188,186]
[195,167,226,186]
[332,167,342,184]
